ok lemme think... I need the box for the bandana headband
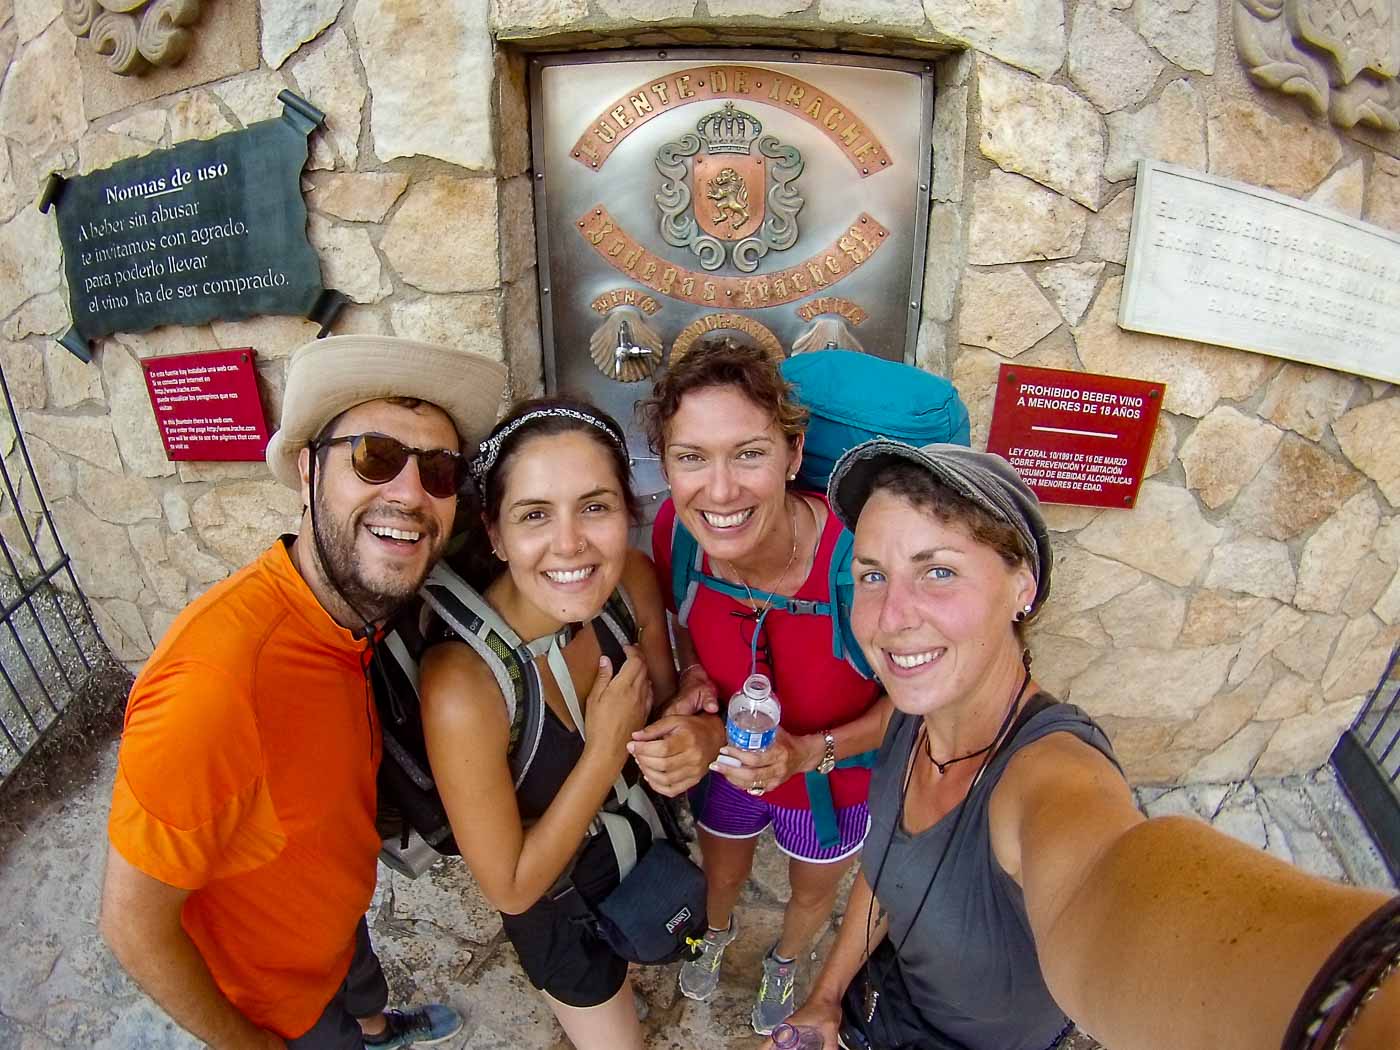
[469,407,626,483]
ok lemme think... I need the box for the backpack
[372,561,643,860]
[667,350,971,681]
[780,348,971,492]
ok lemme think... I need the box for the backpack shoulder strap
[421,565,523,714]
[420,564,546,788]
[599,583,638,643]
[827,529,874,679]
[669,516,706,627]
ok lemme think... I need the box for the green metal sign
[40,91,344,361]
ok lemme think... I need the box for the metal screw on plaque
[920,183,928,192]
[536,172,543,180]
[1006,372,1017,384]
[1123,495,1132,505]
[658,51,667,58]
[1149,389,1160,399]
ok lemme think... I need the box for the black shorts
[500,838,628,1008]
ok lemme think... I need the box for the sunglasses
[313,432,467,499]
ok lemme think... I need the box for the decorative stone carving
[64,0,204,76]
[1235,0,1400,130]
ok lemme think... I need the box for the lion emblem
[707,167,751,229]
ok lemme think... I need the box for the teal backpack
[666,350,970,846]
[782,349,971,490]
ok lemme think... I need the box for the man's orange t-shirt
[108,538,382,1038]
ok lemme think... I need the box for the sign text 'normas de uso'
[39,91,344,362]
[1120,160,1399,384]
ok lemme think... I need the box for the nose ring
[575,539,586,555]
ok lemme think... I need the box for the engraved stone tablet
[1120,160,1400,384]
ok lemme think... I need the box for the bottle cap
[742,673,772,701]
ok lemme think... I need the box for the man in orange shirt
[99,336,507,1049]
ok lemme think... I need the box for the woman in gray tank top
[765,440,1398,1050]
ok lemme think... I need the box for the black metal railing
[1332,642,1400,881]
[0,362,109,786]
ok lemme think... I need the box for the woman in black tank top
[416,399,680,1050]
[771,441,1398,1050]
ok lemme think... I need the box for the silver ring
[748,779,765,796]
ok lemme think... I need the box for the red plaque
[141,348,270,462]
[986,364,1165,509]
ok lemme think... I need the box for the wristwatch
[817,731,837,774]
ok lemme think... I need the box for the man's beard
[311,488,439,626]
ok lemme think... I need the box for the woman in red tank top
[630,339,887,1035]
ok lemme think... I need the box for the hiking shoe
[751,948,798,1035]
[678,918,738,1001]
[363,1004,463,1048]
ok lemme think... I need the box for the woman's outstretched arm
[992,733,1397,1050]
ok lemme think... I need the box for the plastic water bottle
[771,1022,825,1049]
[726,673,780,751]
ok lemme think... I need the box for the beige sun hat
[265,335,508,490]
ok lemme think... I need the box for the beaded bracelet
[1282,895,1400,1050]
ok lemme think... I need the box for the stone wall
[0,0,1395,781]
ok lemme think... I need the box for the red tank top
[652,493,879,810]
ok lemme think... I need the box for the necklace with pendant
[918,667,1032,776]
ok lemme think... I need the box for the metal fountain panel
[530,50,935,502]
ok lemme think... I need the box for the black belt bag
[594,836,708,964]
[549,813,708,965]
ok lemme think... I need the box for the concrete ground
[0,735,1392,1050]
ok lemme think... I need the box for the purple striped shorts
[692,772,870,863]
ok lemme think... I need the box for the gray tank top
[861,696,1121,1050]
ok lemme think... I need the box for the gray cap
[827,440,1052,613]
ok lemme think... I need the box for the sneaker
[751,948,798,1035]
[363,1004,463,1048]
[678,918,739,1001]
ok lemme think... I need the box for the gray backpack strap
[596,583,638,657]
[420,564,547,790]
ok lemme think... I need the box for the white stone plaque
[1120,160,1400,384]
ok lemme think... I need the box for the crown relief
[697,102,764,154]
[64,0,204,77]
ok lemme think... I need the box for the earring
[787,473,797,481]
[493,548,506,562]
[1013,603,1033,623]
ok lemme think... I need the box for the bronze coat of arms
[656,101,805,273]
